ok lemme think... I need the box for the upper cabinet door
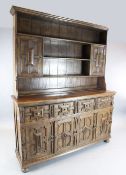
[90,45,106,76]
[17,35,43,76]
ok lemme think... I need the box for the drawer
[54,102,75,117]
[96,96,113,109]
[78,98,95,113]
[21,105,52,123]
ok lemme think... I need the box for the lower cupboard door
[55,118,73,154]
[95,108,113,140]
[21,120,54,161]
[78,114,94,146]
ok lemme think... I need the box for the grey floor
[0,112,126,175]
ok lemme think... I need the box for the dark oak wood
[10,6,115,172]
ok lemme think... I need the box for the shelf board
[17,33,106,46]
[43,56,90,61]
[18,75,104,78]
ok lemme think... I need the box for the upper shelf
[17,33,107,46]
[43,57,90,61]
[11,6,108,45]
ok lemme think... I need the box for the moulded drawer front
[54,102,75,117]
[21,105,51,123]
[78,99,95,113]
[96,96,113,109]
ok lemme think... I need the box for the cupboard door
[90,45,106,76]
[55,118,73,153]
[17,35,43,76]
[21,120,54,161]
[93,108,113,141]
[78,114,94,146]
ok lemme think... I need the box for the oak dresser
[10,6,115,172]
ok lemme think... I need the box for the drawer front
[96,96,113,109]
[20,105,51,123]
[78,98,95,113]
[19,95,113,124]
[54,102,75,117]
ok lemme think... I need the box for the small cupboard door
[55,118,73,154]
[17,35,43,76]
[94,108,113,141]
[78,114,94,146]
[90,45,106,76]
[21,120,54,161]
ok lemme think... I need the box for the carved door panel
[55,118,73,153]
[78,114,94,146]
[21,120,54,161]
[90,45,106,76]
[17,35,43,76]
[94,108,112,140]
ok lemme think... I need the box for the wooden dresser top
[12,90,115,106]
